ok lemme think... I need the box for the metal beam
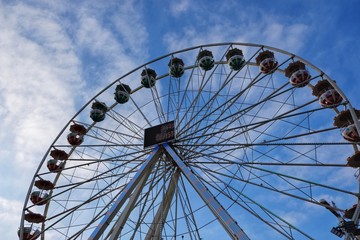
[88,146,163,240]
[107,158,156,240]
[145,170,180,240]
[163,143,250,240]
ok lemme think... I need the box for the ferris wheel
[19,42,360,240]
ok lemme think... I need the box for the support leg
[145,170,180,240]
[163,143,250,240]
[88,146,163,240]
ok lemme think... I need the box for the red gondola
[34,179,54,191]
[347,151,360,168]
[285,61,311,87]
[30,191,49,205]
[24,212,45,223]
[17,226,40,240]
[50,149,68,160]
[67,123,86,146]
[47,159,65,172]
[312,80,342,108]
[256,50,278,74]
[67,132,84,146]
[342,124,360,142]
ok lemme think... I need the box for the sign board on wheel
[144,121,175,148]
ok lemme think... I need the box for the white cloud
[110,1,149,56]
[0,2,83,169]
[0,0,150,238]
[169,0,191,16]
[163,7,309,54]
[73,0,149,99]
[0,2,82,238]
[0,197,24,239]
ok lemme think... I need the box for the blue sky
[1,0,360,239]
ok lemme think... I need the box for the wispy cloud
[0,1,148,238]
[169,0,191,16]
[163,6,309,54]
[0,197,23,238]
[0,2,82,168]
[0,3,84,237]
[73,1,149,97]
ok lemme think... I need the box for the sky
[1,0,360,239]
